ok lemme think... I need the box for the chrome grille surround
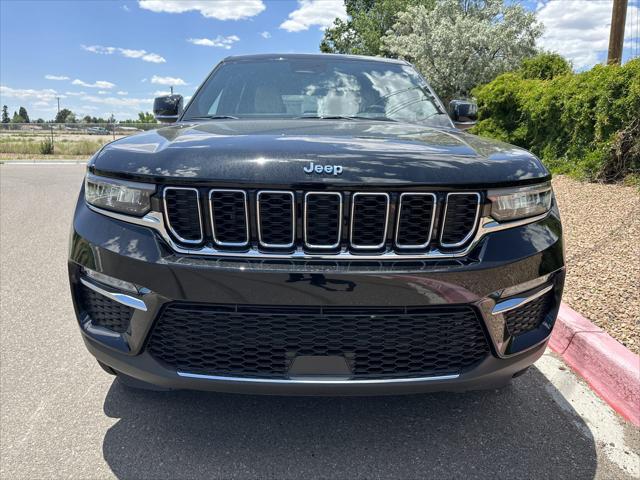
[303,192,343,249]
[440,192,481,248]
[90,187,549,260]
[208,189,249,247]
[89,203,549,260]
[162,187,203,245]
[256,190,295,249]
[349,192,390,250]
[395,192,437,249]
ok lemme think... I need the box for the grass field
[0,132,127,159]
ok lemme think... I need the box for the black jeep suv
[68,54,565,394]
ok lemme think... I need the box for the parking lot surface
[1,164,638,479]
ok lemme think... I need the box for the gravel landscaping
[552,176,640,354]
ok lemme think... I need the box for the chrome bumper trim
[176,371,460,384]
[80,278,148,312]
[86,203,550,261]
[492,284,554,315]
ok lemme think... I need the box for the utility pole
[607,0,628,65]
[56,96,60,115]
[170,86,174,95]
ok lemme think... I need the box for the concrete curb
[548,303,640,426]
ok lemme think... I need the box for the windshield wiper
[190,115,239,120]
[296,115,397,122]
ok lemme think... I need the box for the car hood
[92,119,549,187]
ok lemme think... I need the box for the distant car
[87,126,109,135]
[69,53,565,395]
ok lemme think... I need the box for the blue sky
[1,0,639,121]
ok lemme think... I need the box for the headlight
[85,173,155,216]
[488,182,552,222]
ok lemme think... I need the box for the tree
[138,111,156,123]
[1,105,9,123]
[520,53,571,80]
[55,108,75,123]
[11,111,25,123]
[382,0,542,100]
[320,0,434,56]
[18,106,30,123]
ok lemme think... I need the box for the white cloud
[65,91,87,96]
[122,4,130,11]
[187,35,240,49]
[151,75,187,86]
[280,0,347,32]
[153,90,171,96]
[138,0,265,20]
[117,91,129,95]
[81,44,166,63]
[120,48,166,63]
[536,0,640,69]
[82,44,116,55]
[33,101,51,107]
[72,79,116,89]
[81,94,154,109]
[0,85,63,102]
[260,31,271,39]
[44,74,69,81]
[98,91,109,95]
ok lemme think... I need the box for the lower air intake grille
[505,292,554,337]
[147,304,490,379]
[164,188,203,243]
[441,193,480,247]
[78,284,133,334]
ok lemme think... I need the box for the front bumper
[69,198,565,394]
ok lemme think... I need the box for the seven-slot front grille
[147,303,490,379]
[162,187,483,253]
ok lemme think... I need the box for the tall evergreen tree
[18,106,30,123]
[1,105,9,123]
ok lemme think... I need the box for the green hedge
[472,57,640,183]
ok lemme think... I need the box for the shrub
[39,138,54,155]
[472,57,640,182]
[520,53,572,80]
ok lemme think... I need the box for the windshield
[183,58,444,124]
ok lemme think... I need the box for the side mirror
[449,100,477,129]
[153,95,183,123]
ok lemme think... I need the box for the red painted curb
[549,303,640,426]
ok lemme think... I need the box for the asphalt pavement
[1,164,638,479]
